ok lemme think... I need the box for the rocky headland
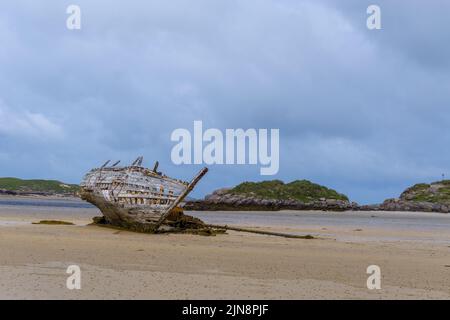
[360,180,450,213]
[184,180,358,211]
[185,179,450,213]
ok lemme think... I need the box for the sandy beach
[0,199,449,299]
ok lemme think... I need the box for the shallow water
[1,197,449,231]
[1,197,449,243]
[0,198,93,209]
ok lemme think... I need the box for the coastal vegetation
[359,179,450,213]
[184,179,354,211]
[0,177,79,195]
[400,180,450,203]
[230,180,349,202]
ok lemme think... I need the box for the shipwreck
[80,156,314,238]
[80,156,208,232]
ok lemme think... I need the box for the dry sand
[0,204,449,299]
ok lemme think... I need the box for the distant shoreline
[0,194,81,202]
[0,194,449,214]
[2,177,450,214]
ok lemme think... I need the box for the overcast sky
[1,0,449,204]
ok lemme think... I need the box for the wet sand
[0,203,449,299]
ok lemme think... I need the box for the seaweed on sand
[32,220,75,225]
[90,212,225,236]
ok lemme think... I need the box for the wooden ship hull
[80,157,207,230]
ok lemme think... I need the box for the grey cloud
[0,0,449,203]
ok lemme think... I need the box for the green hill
[230,179,349,202]
[0,177,79,195]
[400,180,450,204]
